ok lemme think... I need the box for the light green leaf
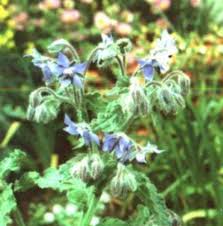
[0,149,26,180]
[0,184,17,226]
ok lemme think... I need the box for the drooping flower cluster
[26,29,190,206]
[138,30,177,81]
[28,47,87,88]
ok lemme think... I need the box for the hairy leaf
[14,171,40,192]
[91,101,128,132]
[0,184,17,226]
[0,149,26,180]
[129,205,150,226]
[97,218,128,226]
[134,171,171,226]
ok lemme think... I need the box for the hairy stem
[35,87,72,105]
[13,208,26,226]
[67,44,80,62]
[116,56,125,76]
[79,192,98,226]
[162,70,185,83]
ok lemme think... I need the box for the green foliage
[0,149,26,180]
[135,171,171,226]
[0,184,17,226]
[92,100,128,132]
[128,205,150,226]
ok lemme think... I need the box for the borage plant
[1,31,190,226]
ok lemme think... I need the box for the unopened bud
[47,39,71,53]
[156,86,174,114]
[110,163,137,197]
[130,77,149,115]
[178,74,190,96]
[33,98,61,124]
[70,157,90,181]
[89,154,104,180]
[116,38,132,54]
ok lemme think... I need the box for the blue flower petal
[71,63,87,75]
[72,75,83,89]
[102,134,118,152]
[42,65,52,83]
[57,53,70,68]
[63,114,79,135]
[143,64,154,81]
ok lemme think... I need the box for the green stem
[162,70,185,83]
[116,56,125,76]
[80,193,98,226]
[67,44,80,62]
[146,81,163,87]
[35,87,72,105]
[13,208,26,226]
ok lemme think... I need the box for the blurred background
[0,0,223,225]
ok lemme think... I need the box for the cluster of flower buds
[93,34,132,68]
[110,163,137,197]
[120,77,150,116]
[70,153,104,181]
[152,71,190,115]
[27,89,61,124]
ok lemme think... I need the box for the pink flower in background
[115,23,132,36]
[190,0,201,7]
[94,12,112,33]
[39,0,61,10]
[13,12,29,31]
[153,0,171,11]
[80,0,93,4]
[60,10,81,24]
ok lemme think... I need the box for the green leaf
[36,168,62,190]
[14,171,40,192]
[98,218,128,226]
[129,205,150,226]
[0,184,17,226]
[0,149,27,180]
[134,171,171,226]
[91,101,128,132]
[47,39,71,53]
[85,91,107,116]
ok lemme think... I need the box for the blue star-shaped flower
[56,53,87,88]
[64,114,99,146]
[103,133,133,162]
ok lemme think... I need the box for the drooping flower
[64,114,99,146]
[103,133,133,162]
[135,143,164,163]
[27,49,56,84]
[55,53,87,88]
[138,30,177,81]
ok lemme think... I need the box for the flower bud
[26,105,35,121]
[130,77,150,115]
[32,98,61,124]
[156,86,174,114]
[110,163,137,197]
[47,39,71,53]
[70,154,104,181]
[178,74,190,96]
[116,38,132,54]
[89,154,104,180]
[70,157,90,181]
